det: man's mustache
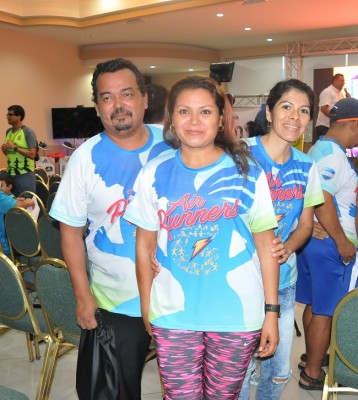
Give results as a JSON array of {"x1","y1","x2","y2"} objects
[{"x1": 111, "y1": 107, "x2": 133, "y2": 119}]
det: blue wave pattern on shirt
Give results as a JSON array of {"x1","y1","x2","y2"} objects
[{"x1": 151, "y1": 153, "x2": 262, "y2": 329}]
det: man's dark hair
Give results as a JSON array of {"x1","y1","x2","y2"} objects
[
  {"x1": 144, "y1": 84, "x2": 168, "y2": 124},
  {"x1": 0, "y1": 172, "x2": 15, "y2": 191},
  {"x1": 332, "y1": 73, "x2": 344, "y2": 84},
  {"x1": 91, "y1": 58, "x2": 147, "y2": 104},
  {"x1": 8, "y1": 105, "x2": 25, "y2": 121}
]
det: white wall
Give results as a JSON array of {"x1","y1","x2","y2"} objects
[
  {"x1": 227, "y1": 56, "x2": 286, "y2": 96},
  {"x1": 228, "y1": 54, "x2": 358, "y2": 96}
]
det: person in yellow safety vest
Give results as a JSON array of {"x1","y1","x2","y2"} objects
[{"x1": 1, "y1": 105, "x2": 38, "y2": 196}]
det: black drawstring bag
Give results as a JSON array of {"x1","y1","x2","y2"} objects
[{"x1": 76, "y1": 308, "x2": 119, "y2": 400}]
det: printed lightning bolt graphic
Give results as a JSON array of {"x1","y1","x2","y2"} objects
[{"x1": 190, "y1": 238, "x2": 212, "y2": 261}]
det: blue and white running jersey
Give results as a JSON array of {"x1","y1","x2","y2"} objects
[
  {"x1": 246, "y1": 136, "x2": 324, "y2": 289},
  {"x1": 124, "y1": 150, "x2": 277, "y2": 332},
  {"x1": 50, "y1": 125, "x2": 171, "y2": 317},
  {"x1": 308, "y1": 137, "x2": 358, "y2": 246}
]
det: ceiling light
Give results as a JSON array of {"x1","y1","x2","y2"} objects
[
  {"x1": 216, "y1": 13, "x2": 224, "y2": 17},
  {"x1": 188, "y1": 68, "x2": 194, "y2": 72},
  {"x1": 267, "y1": 38, "x2": 273, "y2": 42},
  {"x1": 244, "y1": 27, "x2": 251, "y2": 31},
  {"x1": 150, "y1": 65, "x2": 156, "y2": 69}
]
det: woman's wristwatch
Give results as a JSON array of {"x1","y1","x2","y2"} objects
[{"x1": 265, "y1": 304, "x2": 281, "y2": 317}]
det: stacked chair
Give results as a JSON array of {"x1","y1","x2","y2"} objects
[
  {"x1": 322, "y1": 288, "x2": 358, "y2": 399},
  {"x1": 35, "y1": 259, "x2": 80, "y2": 400},
  {"x1": 34, "y1": 167, "x2": 49, "y2": 186},
  {"x1": 0, "y1": 253, "x2": 48, "y2": 363}
]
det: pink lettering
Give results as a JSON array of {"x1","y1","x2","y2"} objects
[
  {"x1": 270, "y1": 184, "x2": 303, "y2": 201},
  {"x1": 159, "y1": 194, "x2": 239, "y2": 240},
  {"x1": 107, "y1": 199, "x2": 129, "y2": 223}
]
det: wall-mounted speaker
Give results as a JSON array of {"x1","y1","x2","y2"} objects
[{"x1": 209, "y1": 62, "x2": 235, "y2": 84}]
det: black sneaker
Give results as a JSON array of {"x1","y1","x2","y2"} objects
[
  {"x1": 62, "y1": 141, "x2": 75, "y2": 150},
  {"x1": 38, "y1": 141, "x2": 48, "y2": 150}
]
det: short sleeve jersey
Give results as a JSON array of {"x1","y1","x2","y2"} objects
[
  {"x1": 308, "y1": 137, "x2": 358, "y2": 246},
  {"x1": 246, "y1": 137, "x2": 324, "y2": 289},
  {"x1": 124, "y1": 151, "x2": 277, "y2": 332},
  {"x1": 49, "y1": 126, "x2": 171, "y2": 317}
]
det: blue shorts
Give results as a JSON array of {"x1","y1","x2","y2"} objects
[{"x1": 296, "y1": 237, "x2": 358, "y2": 317}]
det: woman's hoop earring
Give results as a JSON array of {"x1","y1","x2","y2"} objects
[
  {"x1": 169, "y1": 124, "x2": 175, "y2": 133},
  {"x1": 219, "y1": 124, "x2": 224, "y2": 133}
]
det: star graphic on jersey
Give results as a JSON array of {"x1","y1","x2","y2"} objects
[{"x1": 190, "y1": 237, "x2": 212, "y2": 261}]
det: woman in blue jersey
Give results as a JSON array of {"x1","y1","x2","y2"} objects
[
  {"x1": 238, "y1": 79, "x2": 324, "y2": 400},
  {"x1": 124, "y1": 76, "x2": 280, "y2": 399}
]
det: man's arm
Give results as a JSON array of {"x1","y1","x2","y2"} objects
[
  {"x1": 135, "y1": 227, "x2": 157, "y2": 337},
  {"x1": 320, "y1": 104, "x2": 331, "y2": 118},
  {"x1": 315, "y1": 190, "x2": 356, "y2": 262},
  {"x1": 60, "y1": 222, "x2": 99, "y2": 330},
  {"x1": 4, "y1": 141, "x2": 37, "y2": 160}
]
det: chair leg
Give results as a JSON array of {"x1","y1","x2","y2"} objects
[
  {"x1": 33, "y1": 335, "x2": 41, "y2": 360},
  {"x1": 322, "y1": 374, "x2": 329, "y2": 400},
  {"x1": 36, "y1": 338, "x2": 60, "y2": 400},
  {"x1": 26, "y1": 333, "x2": 35, "y2": 362}
]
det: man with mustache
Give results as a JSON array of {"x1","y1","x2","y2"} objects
[{"x1": 50, "y1": 58, "x2": 170, "y2": 400}]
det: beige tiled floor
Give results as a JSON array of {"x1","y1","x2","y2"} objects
[{"x1": 0, "y1": 303, "x2": 357, "y2": 399}]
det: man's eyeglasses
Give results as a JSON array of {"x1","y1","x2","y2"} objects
[{"x1": 6, "y1": 113, "x2": 16, "y2": 116}]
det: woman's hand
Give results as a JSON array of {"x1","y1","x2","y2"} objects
[
  {"x1": 258, "y1": 313, "x2": 279, "y2": 358},
  {"x1": 271, "y1": 236, "x2": 292, "y2": 264},
  {"x1": 150, "y1": 252, "x2": 160, "y2": 277}
]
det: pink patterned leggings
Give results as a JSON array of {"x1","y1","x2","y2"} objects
[{"x1": 151, "y1": 326, "x2": 261, "y2": 400}]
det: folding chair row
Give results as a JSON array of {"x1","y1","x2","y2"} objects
[{"x1": 0, "y1": 254, "x2": 80, "y2": 400}]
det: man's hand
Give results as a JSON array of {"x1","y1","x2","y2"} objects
[
  {"x1": 336, "y1": 239, "x2": 356, "y2": 265},
  {"x1": 76, "y1": 294, "x2": 99, "y2": 330},
  {"x1": 312, "y1": 221, "x2": 329, "y2": 240},
  {"x1": 2, "y1": 141, "x2": 15, "y2": 152}
]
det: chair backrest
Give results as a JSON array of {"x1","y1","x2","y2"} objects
[
  {"x1": 48, "y1": 174, "x2": 61, "y2": 186},
  {"x1": 48, "y1": 181, "x2": 60, "y2": 195},
  {"x1": 36, "y1": 179, "x2": 49, "y2": 207},
  {"x1": 0, "y1": 253, "x2": 45, "y2": 336},
  {"x1": 46, "y1": 192, "x2": 56, "y2": 212},
  {"x1": 34, "y1": 167, "x2": 49, "y2": 185},
  {"x1": 0, "y1": 384, "x2": 29, "y2": 400},
  {"x1": 37, "y1": 214, "x2": 63, "y2": 260},
  {"x1": 328, "y1": 288, "x2": 358, "y2": 389},
  {"x1": 4, "y1": 207, "x2": 40, "y2": 259},
  {"x1": 35, "y1": 259, "x2": 81, "y2": 347},
  {"x1": 19, "y1": 191, "x2": 46, "y2": 219},
  {"x1": 35, "y1": 173, "x2": 45, "y2": 184}
]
